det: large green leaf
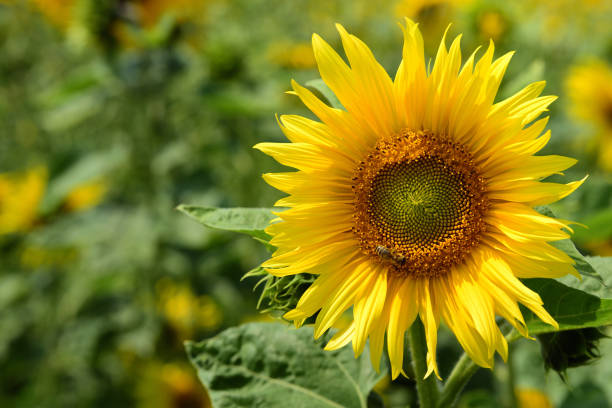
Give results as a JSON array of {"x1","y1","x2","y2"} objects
[
  {"x1": 177, "y1": 206, "x2": 277, "y2": 241},
  {"x1": 523, "y1": 278, "x2": 612, "y2": 335},
  {"x1": 186, "y1": 322, "x2": 386, "y2": 408},
  {"x1": 536, "y1": 205, "x2": 603, "y2": 283},
  {"x1": 557, "y1": 256, "x2": 612, "y2": 298},
  {"x1": 550, "y1": 238, "x2": 602, "y2": 283}
]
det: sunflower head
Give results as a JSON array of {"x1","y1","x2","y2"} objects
[{"x1": 256, "y1": 19, "x2": 584, "y2": 380}]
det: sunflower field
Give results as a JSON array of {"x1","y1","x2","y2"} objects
[{"x1": 1, "y1": 1, "x2": 611, "y2": 407}]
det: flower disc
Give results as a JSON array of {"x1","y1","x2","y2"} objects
[{"x1": 352, "y1": 130, "x2": 488, "y2": 277}]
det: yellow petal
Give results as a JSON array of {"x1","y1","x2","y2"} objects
[
  {"x1": 387, "y1": 278, "x2": 418, "y2": 379},
  {"x1": 352, "y1": 267, "x2": 388, "y2": 356}
]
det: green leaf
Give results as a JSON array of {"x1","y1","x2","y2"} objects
[
  {"x1": 40, "y1": 147, "x2": 127, "y2": 214},
  {"x1": 558, "y1": 256, "x2": 612, "y2": 298},
  {"x1": 573, "y1": 208, "x2": 612, "y2": 243},
  {"x1": 305, "y1": 79, "x2": 343, "y2": 109},
  {"x1": 550, "y1": 239, "x2": 603, "y2": 283},
  {"x1": 186, "y1": 322, "x2": 386, "y2": 408},
  {"x1": 177, "y1": 206, "x2": 277, "y2": 241},
  {"x1": 522, "y1": 279, "x2": 612, "y2": 335},
  {"x1": 536, "y1": 205, "x2": 603, "y2": 283}
]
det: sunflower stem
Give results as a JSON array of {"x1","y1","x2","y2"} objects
[
  {"x1": 437, "y1": 327, "x2": 521, "y2": 407},
  {"x1": 506, "y1": 343, "x2": 519, "y2": 408},
  {"x1": 408, "y1": 319, "x2": 439, "y2": 408},
  {"x1": 437, "y1": 352, "x2": 479, "y2": 408}
]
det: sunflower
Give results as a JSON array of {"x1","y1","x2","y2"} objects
[
  {"x1": 255, "y1": 19, "x2": 585, "y2": 379},
  {"x1": 565, "y1": 59, "x2": 612, "y2": 172},
  {"x1": 0, "y1": 167, "x2": 46, "y2": 235}
]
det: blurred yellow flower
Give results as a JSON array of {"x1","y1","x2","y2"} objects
[
  {"x1": 135, "y1": 0, "x2": 208, "y2": 28},
  {"x1": 63, "y1": 180, "x2": 108, "y2": 212},
  {"x1": 527, "y1": 0, "x2": 611, "y2": 42},
  {"x1": 31, "y1": 0, "x2": 75, "y2": 30},
  {"x1": 393, "y1": 0, "x2": 473, "y2": 50},
  {"x1": 268, "y1": 42, "x2": 317, "y2": 70},
  {"x1": 394, "y1": 0, "x2": 475, "y2": 18},
  {"x1": 566, "y1": 59, "x2": 612, "y2": 171},
  {"x1": 478, "y1": 10, "x2": 507, "y2": 42},
  {"x1": 0, "y1": 167, "x2": 46, "y2": 234},
  {"x1": 136, "y1": 361, "x2": 211, "y2": 408},
  {"x1": 20, "y1": 246, "x2": 78, "y2": 268},
  {"x1": 156, "y1": 278, "x2": 223, "y2": 339},
  {"x1": 515, "y1": 388, "x2": 553, "y2": 408}
]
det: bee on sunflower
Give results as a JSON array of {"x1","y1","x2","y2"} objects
[{"x1": 255, "y1": 18, "x2": 585, "y2": 380}]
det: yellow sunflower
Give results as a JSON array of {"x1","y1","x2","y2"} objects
[
  {"x1": 255, "y1": 19, "x2": 585, "y2": 379},
  {"x1": 565, "y1": 59, "x2": 612, "y2": 171}
]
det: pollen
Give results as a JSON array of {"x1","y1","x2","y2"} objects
[{"x1": 352, "y1": 129, "x2": 489, "y2": 277}]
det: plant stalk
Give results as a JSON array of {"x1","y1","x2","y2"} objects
[
  {"x1": 408, "y1": 319, "x2": 439, "y2": 408},
  {"x1": 437, "y1": 327, "x2": 521, "y2": 408},
  {"x1": 436, "y1": 352, "x2": 479, "y2": 408}
]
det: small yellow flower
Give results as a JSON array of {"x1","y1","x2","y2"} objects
[
  {"x1": 31, "y1": 0, "x2": 75, "y2": 30},
  {"x1": 394, "y1": 0, "x2": 464, "y2": 18},
  {"x1": 156, "y1": 278, "x2": 223, "y2": 339},
  {"x1": 516, "y1": 388, "x2": 553, "y2": 408},
  {"x1": 0, "y1": 167, "x2": 46, "y2": 234},
  {"x1": 478, "y1": 10, "x2": 507, "y2": 42},
  {"x1": 135, "y1": 0, "x2": 208, "y2": 28},
  {"x1": 136, "y1": 362, "x2": 211, "y2": 408},
  {"x1": 257, "y1": 19, "x2": 584, "y2": 379},
  {"x1": 20, "y1": 246, "x2": 78, "y2": 268},
  {"x1": 63, "y1": 180, "x2": 108, "y2": 212},
  {"x1": 268, "y1": 42, "x2": 317, "y2": 70},
  {"x1": 566, "y1": 59, "x2": 612, "y2": 171}
]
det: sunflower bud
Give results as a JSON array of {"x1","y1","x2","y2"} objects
[{"x1": 537, "y1": 328, "x2": 607, "y2": 381}]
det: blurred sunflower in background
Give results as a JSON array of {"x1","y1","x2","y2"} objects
[
  {"x1": 257, "y1": 19, "x2": 584, "y2": 379},
  {"x1": 394, "y1": 0, "x2": 471, "y2": 48},
  {"x1": 156, "y1": 278, "x2": 223, "y2": 341},
  {"x1": 565, "y1": 59, "x2": 612, "y2": 172},
  {"x1": 30, "y1": 0, "x2": 209, "y2": 50},
  {"x1": 515, "y1": 387, "x2": 553, "y2": 408},
  {"x1": 0, "y1": 167, "x2": 46, "y2": 234},
  {"x1": 136, "y1": 362, "x2": 211, "y2": 408}
]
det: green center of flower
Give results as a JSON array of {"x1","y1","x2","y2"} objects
[
  {"x1": 352, "y1": 130, "x2": 488, "y2": 277},
  {"x1": 369, "y1": 157, "x2": 473, "y2": 249}
]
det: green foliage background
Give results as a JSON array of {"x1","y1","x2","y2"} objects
[{"x1": 0, "y1": 0, "x2": 611, "y2": 407}]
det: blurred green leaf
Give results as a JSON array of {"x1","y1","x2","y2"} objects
[
  {"x1": 186, "y1": 322, "x2": 386, "y2": 408},
  {"x1": 177, "y1": 205, "x2": 277, "y2": 241},
  {"x1": 573, "y1": 208, "x2": 612, "y2": 243},
  {"x1": 305, "y1": 79, "x2": 343, "y2": 109},
  {"x1": 523, "y1": 276, "x2": 612, "y2": 335},
  {"x1": 40, "y1": 147, "x2": 127, "y2": 214},
  {"x1": 500, "y1": 59, "x2": 545, "y2": 99}
]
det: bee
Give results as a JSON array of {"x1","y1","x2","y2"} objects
[{"x1": 375, "y1": 245, "x2": 406, "y2": 266}]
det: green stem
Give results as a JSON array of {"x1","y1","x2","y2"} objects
[
  {"x1": 506, "y1": 343, "x2": 519, "y2": 408},
  {"x1": 408, "y1": 319, "x2": 439, "y2": 408},
  {"x1": 436, "y1": 352, "x2": 479, "y2": 408},
  {"x1": 437, "y1": 327, "x2": 521, "y2": 408}
]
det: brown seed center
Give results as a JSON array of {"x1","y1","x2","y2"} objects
[{"x1": 352, "y1": 129, "x2": 488, "y2": 277}]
